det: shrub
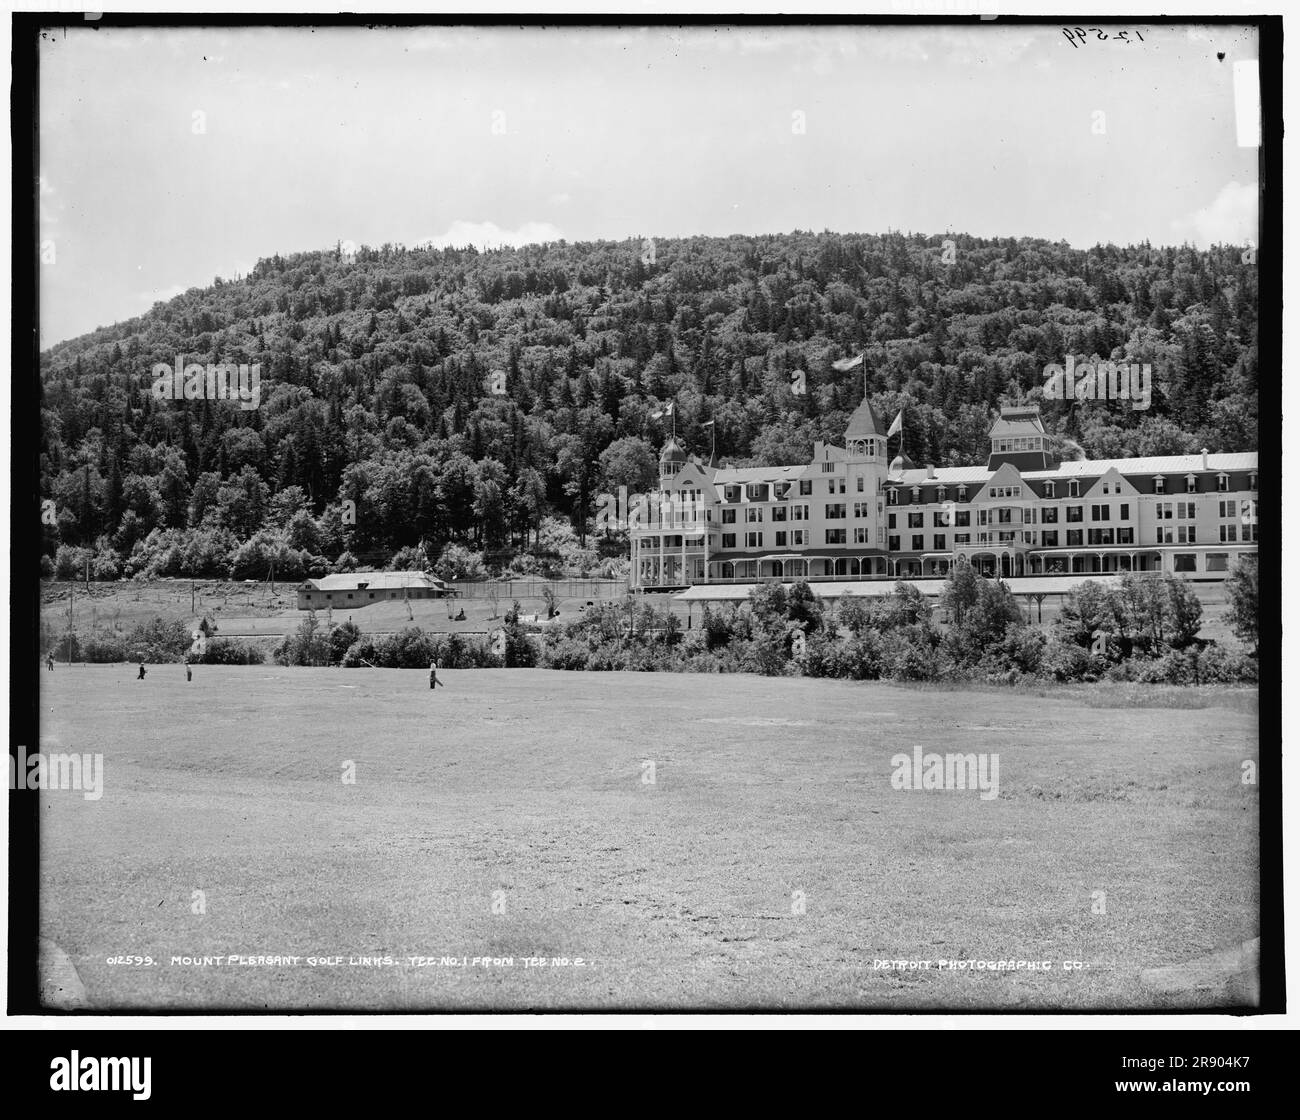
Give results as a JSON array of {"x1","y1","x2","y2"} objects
[
  {"x1": 195, "y1": 638, "x2": 266, "y2": 665},
  {"x1": 1195, "y1": 642, "x2": 1259, "y2": 684},
  {"x1": 125, "y1": 616, "x2": 192, "y2": 662},
  {"x1": 274, "y1": 613, "x2": 334, "y2": 666},
  {"x1": 880, "y1": 628, "x2": 939, "y2": 681},
  {"x1": 53, "y1": 545, "x2": 93, "y2": 581},
  {"x1": 372, "y1": 627, "x2": 437, "y2": 668},
  {"x1": 81, "y1": 634, "x2": 129, "y2": 663},
  {"x1": 328, "y1": 622, "x2": 362, "y2": 665},
  {"x1": 1040, "y1": 639, "x2": 1094, "y2": 682}
]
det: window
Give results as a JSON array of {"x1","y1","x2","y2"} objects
[
  {"x1": 1220, "y1": 524, "x2": 1238, "y2": 543},
  {"x1": 937, "y1": 485, "x2": 947, "y2": 501},
  {"x1": 958, "y1": 486, "x2": 968, "y2": 501},
  {"x1": 1250, "y1": 472, "x2": 1257, "y2": 490},
  {"x1": 799, "y1": 480, "x2": 812, "y2": 495},
  {"x1": 853, "y1": 502, "x2": 870, "y2": 518},
  {"x1": 956, "y1": 510, "x2": 970, "y2": 527},
  {"x1": 1091, "y1": 505, "x2": 1110, "y2": 521},
  {"x1": 821, "y1": 462, "x2": 835, "y2": 473},
  {"x1": 1088, "y1": 528, "x2": 1115, "y2": 545},
  {"x1": 1156, "y1": 502, "x2": 1173, "y2": 520},
  {"x1": 1068, "y1": 480, "x2": 1080, "y2": 497},
  {"x1": 771, "y1": 506, "x2": 787, "y2": 522},
  {"x1": 1066, "y1": 529, "x2": 1083, "y2": 547},
  {"x1": 1041, "y1": 530, "x2": 1058, "y2": 547},
  {"x1": 911, "y1": 487, "x2": 921, "y2": 502},
  {"x1": 933, "y1": 510, "x2": 949, "y2": 527},
  {"x1": 722, "y1": 508, "x2": 736, "y2": 524},
  {"x1": 1219, "y1": 500, "x2": 1237, "y2": 519},
  {"x1": 724, "y1": 485, "x2": 741, "y2": 503},
  {"x1": 908, "y1": 512, "x2": 924, "y2": 529},
  {"x1": 1206, "y1": 553, "x2": 1229, "y2": 572},
  {"x1": 1119, "y1": 503, "x2": 1129, "y2": 520},
  {"x1": 955, "y1": 533, "x2": 971, "y2": 545},
  {"x1": 854, "y1": 527, "x2": 870, "y2": 544},
  {"x1": 1066, "y1": 506, "x2": 1083, "y2": 522},
  {"x1": 888, "y1": 535, "x2": 900, "y2": 551},
  {"x1": 826, "y1": 503, "x2": 846, "y2": 519},
  {"x1": 745, "y1": 532, "x2": 762, "y2": 548},
  {"x1": 745, "y1": 507, "x2": 763, "y2": 523},
  {"x1": 1217, "y1": 474, "x2": 1229, "y2": 492},
  {"x1": 722, "y1": 533, "x2": 736, "y2": 548},
  {"x1": 1154, "y1": 476, "x2": 1165, "y2": 494},
  {"x1": 933, "y1": 533, "x2": 946, "y2": 550},
  {"x1": 1176, "y1": 501, "x2": 1196, "y2": 520},
  {"x1": 1117, "y1": 527, "x2": 1133, "y2": 545},
  {"x1": 912, "y1": 534, "x2": 924, "y2": 550},
  {"x1": 887, "y1": 489, "x2": 898, "y2": 505},
  {"x1": 825, "y1": 528, "x2": 846, "y2": 544},
  {"x1": 1101, "y1": 481, "x2": 1110, "y2": 495},
  {"x1": 856, "y1": 476, "x2": 864, "y2": 492},
  {"x1": 791, "y1": 530, "x2": 808, "y2": 546},
  {"x1": 888, "y1": 513, "x2": 897, "y2": 529},
  {"x1": 1174, "y1": 554, "x2": 1197, "y2": 573},
  {"x1": 774, "y1": 531, "x2": 787, "y2": 547},
  {"x1": 1041, "y1": 507, "x2": 1058, "y2": 524},
  {"x1": 1177, "y1": 526, "x2": 1196, "y2": 544},
  {"x1": 827, "y1": 481, "x2": 835, "y2": 494},
  {"x1": 746, "y1": 483, "x2": 767, "y2": 501}
]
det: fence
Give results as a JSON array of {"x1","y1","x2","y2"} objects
[{"x1": 450, "y1": 578, "x2": 628, "y2": 601}]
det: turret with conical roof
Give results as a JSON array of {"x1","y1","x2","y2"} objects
[{"x1": 659, "y1": 436, "x2": 687, "y2": 483}]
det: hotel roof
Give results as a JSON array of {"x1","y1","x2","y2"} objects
[
  {"x1": 303, "y1": 570, "x2": 447, "y2": 591},
  {"x1": 886, "y1": 452, "x2": 1257, "y2": 487}
]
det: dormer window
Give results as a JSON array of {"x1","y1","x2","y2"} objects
[
  {"x1": 1249, "y1": 472, "x2": 1257, "y2": 490},
  {"x1": 958, "y1": 486, "x2": 967, "y2": 501},
  {"x1": 1044, "y1": 481, "x2": 1055, "y2": 498},
  {"x1": 887, "y1": 488, "x2": 898, "y2": 506},
  {"x1": 911, "y1": 486, "x2": 921, "y2": 502},
  {"x1": 1217, "y1": 473, "x2": 1229, "y2": 491},
  {"x1": 1186, "y1": 475, "x2": 1198, "y2": 493},
  {"x1": 1154, "y1": 476, "x2": 1165, "y2": 494},
  {"x1": 1068, "y1": 480, "x2": 1080, "y2": 497},
  {"x1": 937, "y1": 485, "x2": 947, "y2": 501}
]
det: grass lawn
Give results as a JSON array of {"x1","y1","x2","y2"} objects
[{"x1": 35, "y1": 667, "x2": 1258, "y2": 1011}]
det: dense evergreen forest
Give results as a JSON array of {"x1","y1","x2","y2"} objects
[{"x1": 38, "y1": 230, "x2": 1258, "y2": 581}]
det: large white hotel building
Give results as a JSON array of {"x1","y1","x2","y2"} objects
[{"x1": 628, "y1": 401, "x2": 1257, "y2": 591}]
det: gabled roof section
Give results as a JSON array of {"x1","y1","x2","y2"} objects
[
  {"x1": 988, "y1": 406, "x2": 1046, "y2": 439},
  {"x1": 305, "y1": 571, "x2": 446, "y2": 592},
  {"x1": 845, "y1": 399, "x2": 885, "y2": 439}
]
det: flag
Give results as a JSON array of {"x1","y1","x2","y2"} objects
[
  {"x1": 701, "y1": 419, "x2": 715, "y2": 427},
  {"x1": 887, "y1": 409, "x2": 903, "y2": 437},
  {"x1": 832, "y1": 353, "x2": 864, "y2": 372},
  {"x1": 652, "y1": 402, "x2": 675, "y2": 419}
]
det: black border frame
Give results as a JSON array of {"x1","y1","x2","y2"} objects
[{"x1": 9, "y1": 10, "x2": 1284, "y2": 1018}]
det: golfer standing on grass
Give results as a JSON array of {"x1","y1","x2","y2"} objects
[{"x1": 429, "y1": 660, "x2": 443, "y2": 690}]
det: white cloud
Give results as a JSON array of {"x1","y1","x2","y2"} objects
[
  {"x1": 1174, "y1": 181, "x2": 1258, "y2": 247},
  {"x1": 412, "y1": 220, "x2": 563, "y2": 251}
]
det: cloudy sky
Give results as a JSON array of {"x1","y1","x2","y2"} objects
[{"x1": 39, "y1": 22, "x2": 1260, "y2": 345}]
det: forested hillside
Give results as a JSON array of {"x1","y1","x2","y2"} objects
[{"x1": 38, "y1": 231, "x2": 1258, "y2": 581}]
